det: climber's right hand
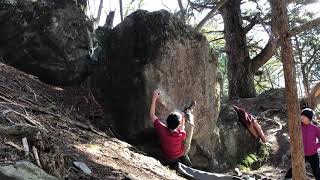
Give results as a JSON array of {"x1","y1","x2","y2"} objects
[{"x1": 152, "y1": 89, "x2": 161, "y2": 101}]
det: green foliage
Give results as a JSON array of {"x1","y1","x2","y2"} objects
[
  {"x1": 291, "y1": 8, "x2": 320, "y2": 96},
  {"x1": 201, "y1": 26, "x2": 229, "y2": 97},
  {"x1": 240, "y1": 143, "x2": 271, "y2": 171},
  {"x1": 79, "y1": 4, "x2": 85, "y2": 12},
  {"x1": 242, "y1": 154, "x2": 258, "y2": 168},
  {"x1": 254, "y1": 57, "x2": 283, "y2": 94}
]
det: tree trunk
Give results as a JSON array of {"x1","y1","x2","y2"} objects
[
  {"x1": 220, "y1": 0, "x2": 256, "y2": 98},
  {"x1": 270, "y1": 0, "x2": 307, "y2": 179},
  {"x1": 94, "y1": 0, "x2": 104, "y2": 28},
  {"x1": 301, "y1": 68, "x2": 310, "y2": 97},
  {"x1": 119, "y1": 0, "x2": 123, "y2": 21},
  {"x1": 104, "y1": 11, "x2": 115, "y2": 29}
]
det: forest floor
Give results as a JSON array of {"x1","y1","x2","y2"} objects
[{"x1": 0, "y1": 63, "x2": 316, "y2": 180}]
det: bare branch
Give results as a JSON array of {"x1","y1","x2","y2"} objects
[
  {"x1": 251, "y1": 38, "x2": 277, "y2": 72},
  {"x1": 202, "y1": 30, "x2": 224, "y2": 34},
  {"x1": 306, "y1": 47, "x2": 318, "y2": 64},
  {"x1": 177, "y1": 0, "x2": 184, "y2": 12},
  {"x1": 195, "y1": 0, "x2": 229, "y2": 31},
  {"x1": 289, "y1": 17, "x2": 320, "y2": 37},
  {"x1": 104, "y1": 11, "x2": 115, "y2": 28},
  {"x1": 307, "y1": 55, "x2": 318, "y2": 73},
  {"x1": 188, "y1": 0, "x2": 214, "y2": 9},
  {"x1": 94, "y1": 0, "x2": 104, "y2": 26},
  {"x1": 209, "y1": 37, "x2": 224, "y2": 42},
  {"x1": 244, "y1": 14, "x2": 259, "y2": 33},
  {"x1": 119, "y1": 0, "x2": 123, "y2": 21},
  {"x1": 177, "y1": 0, "x2": 186, "y2": 21}
]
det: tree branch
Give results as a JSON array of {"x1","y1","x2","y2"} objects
[
  {"x1": 104, "y1": 11, "x2": 115, "y2": 28},
  {"x1": 95, "y1": 0, "x2": 104, "y2": 26},
  {"x1": 177, "y1": 0, "x2": 186, "y2": 21},
  {"x1": 209, "y1": 37, "x2": 224, "y2": 42},
  {"x1": 244, "y1": 14, "x2": 259, "y2": 33},
  {"x1": 202, "y1": 30, "x2": 224, "y2": 34},
  {"x1": 307, "y1": 55, "x2": 318, "y2": 73},
  {"x1": 177, "y1": 0, "x2": 184, "y2": 12},
  {"x1": 306, "y1": 46, "x2": 318, "y2": 64},
  {"x1": 188, "y1": 0, "x2": 214, "y2": 9},
  {"x1": 289, "y1": 17, "x2": 320, "y2": 37},
  {"x1": 195, "y1": 0, "x2": 229, "y2": 31},
  {"x1": 251, "y1": 38, "x2": 277, "y2": 72},
  {"x1": 119, "y1": 0, "x2": 123, "y2": 21}
]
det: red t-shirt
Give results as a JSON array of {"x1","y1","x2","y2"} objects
[{"x1": 153, "y1": 119, "x2": 186, "y2": 160}]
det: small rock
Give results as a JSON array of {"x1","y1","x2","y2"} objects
[
  {"x1": 73, "y1": 161, "x2": 92, "y2": 175},
  {"x1": 241, "y1": 175, "x2": 256, "y2": 180},
  {"x1": 234, "y1": 168, "x2": 242, "y2": 176},
  {"x1": 0, "y1": 161, "x2": 58, "y2": 180},
  {"x1": 253, "y1": 174, "x2": 261, "y2": 178}
]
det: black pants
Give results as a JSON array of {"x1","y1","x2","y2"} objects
[
  {"x1": 166, "y1": 155, "x2": 192, "y2": 169},
  {"x1": 285, "y1": 153, "x2": 320, "y2": 180}
]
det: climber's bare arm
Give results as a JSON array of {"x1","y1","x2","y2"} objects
[
  {"x1": 178, "y1": 116, "x2": 186, "y2": 130},
  {"x1": 150, "y1": 89, "x2": 161, "y2": 124}
]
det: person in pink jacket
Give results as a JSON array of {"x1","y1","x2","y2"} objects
[{"x1": 285, "y1": 108, "x2": 320, "y2": 180}]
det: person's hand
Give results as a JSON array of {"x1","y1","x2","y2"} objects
[{"x1": 153, "y1": 89, "x2": 161, "y2": 101}]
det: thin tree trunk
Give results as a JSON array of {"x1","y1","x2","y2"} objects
[
  {"x1": 220, "y1": 0, "x2": 256, "y2": 98},
  {"x1": 104, "y1": 11, "x2": 115, "y2": 29},
  {"x1": 270, "y1": 0, "x2": 307, "y2": 179},
  {"x1": 177, "y1": 0, "x2": 185, "y2": 22},
  {"x1": 309, "y1": 82, "x2": 320, "y2": 109},
  {"x1": 94, "y1": 0, "x2": 104, "y2": 27},
  {"x1": 301, "y1": 68, "x2": 310, "y2": 97},
  {"x1": 294, "y1": 37, "x2": 308, "y2": 97},
  {"x1": 119, "y1": 0, "x2": 123, "y2": 21}
]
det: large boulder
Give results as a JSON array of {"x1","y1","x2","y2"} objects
[
  {"x1": 90, "y1": 10, "x2": 222, "y2": 170},
  {"x1": 0, "y1": 0, "x2": 91, "y2": 85}
]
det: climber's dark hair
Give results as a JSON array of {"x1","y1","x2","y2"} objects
[{"x1": 166, "y1": 112, "x2": 181, "y2": 130}]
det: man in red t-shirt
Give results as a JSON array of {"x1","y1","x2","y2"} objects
[{"x1": 149, "y1": 89, "x2": 194, "y2": 167}]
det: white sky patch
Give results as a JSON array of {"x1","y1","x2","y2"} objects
[{"x1": 86, "y1": 0, "x2": 320, "y2": 31}]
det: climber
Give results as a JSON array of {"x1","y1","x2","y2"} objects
[
  {"x1": 233, "y1": 105, "x2": 267, "y2": 143},
  {"x1": 149, "y1": 89, "x2": 196, "y2": 168},
  {"x1": 285, "y1": 108, "x2": 320, "y2": 180}
]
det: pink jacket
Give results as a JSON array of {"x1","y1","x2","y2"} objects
[{"x1": 302, "y1": 123, "x2": 320, "y2": 156}]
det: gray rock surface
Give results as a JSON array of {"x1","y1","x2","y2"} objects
[
  {"x1": 0, "y1": 161, "x2": 58, "y2": 180},
  {"x1": 73, "y1": 161, "x2": 92, "y2": 176}
]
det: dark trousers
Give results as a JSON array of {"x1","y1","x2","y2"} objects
[
  {"x1": 166, "y1": 155, "x2": 192, "y2": 169},
  {"x1": 285, "y1": 153, "x2": 320, "y2": 180}
]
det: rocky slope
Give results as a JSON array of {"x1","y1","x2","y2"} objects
[{"x1": 0, "y1": 63, "x2": 184, "y2": 180}]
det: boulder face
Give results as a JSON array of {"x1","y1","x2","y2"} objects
[
  {"x1": 91, "y1": 10, "x2": 222, "y2": 170},
  {"x1": 0, "y1": 0, "x2": 91, "y2": 85}
]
